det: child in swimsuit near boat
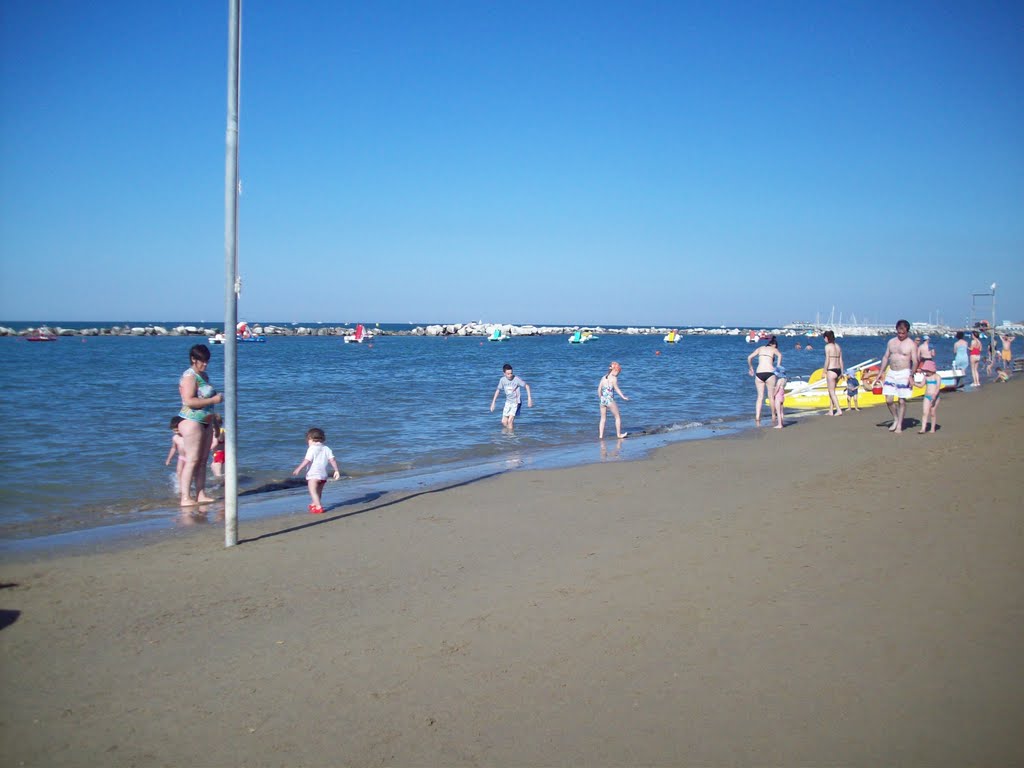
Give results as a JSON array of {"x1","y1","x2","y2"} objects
[
  {"x1": 165, "y1": 416, "x2": 187, "y2": 493},
  {"x1": 292, "y1": 427, "x2": 341, "y2": 514},
  {"x1": 845, "y1": 374, "x2": 860, "y2": 411},
  {"x1": 772, "y1": 366, "x2": 787, "y2": 428},
  {"x1": 918, "y1": 360, "x2": 941, "y2": 434}
]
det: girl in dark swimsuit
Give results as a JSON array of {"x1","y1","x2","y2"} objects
[
  {"x1": 747, "y1": 335, "x2": 782, "y2": 425},
  {"x1": 823, "y1": 330, "x2": 845, "y2": 415}
]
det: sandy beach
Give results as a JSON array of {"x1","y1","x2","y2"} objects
[{"x1": 2, "y1": 380, "x2": 1022, "y2": 766}]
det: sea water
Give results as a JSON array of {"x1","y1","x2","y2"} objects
[{"x1": 0, "y1": 325, "x2": 960, "y2": 540}]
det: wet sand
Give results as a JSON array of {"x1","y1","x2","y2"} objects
[{"x1": 1, "y1": 380, "x2": 1022, "y2": 766}]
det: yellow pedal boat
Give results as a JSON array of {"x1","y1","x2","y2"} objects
[{"x1": 778, "y1": 362, "x2": 926, "y2": 410}]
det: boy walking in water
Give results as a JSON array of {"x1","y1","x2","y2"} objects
[
  {"x1": 292, "y1": 427, "x2": 341, "y2": 514},
  {"x1": 490, "y1": 363, "x2": 533, "y2": 429},
  {"x1": 878, "y1": 319, "x2": 919, "y2": 433}
]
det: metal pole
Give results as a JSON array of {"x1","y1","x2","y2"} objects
[
  {"x1": 223, "y1": 0, "x2": 241, "y2": 546},
  {"x1": 992, "y1": 284, "x2": 997, "y2": 335}
]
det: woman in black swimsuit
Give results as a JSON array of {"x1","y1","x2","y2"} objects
[
  {"x1": 747, "y1": 335, "x2": 782, "y2": 425},
  {"x1": 823, "y1": 330, "x2": 845, "y2": 415}
]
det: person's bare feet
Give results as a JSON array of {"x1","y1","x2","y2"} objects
[
  {"x1": 180, "y1": 496, "x2": 197, "y2": 506},
  {"x1": 196, "y1": 493, "x2": 215, "y2": 503}
]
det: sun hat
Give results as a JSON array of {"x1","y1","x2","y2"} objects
[
  {"x1": 923, "y1": 334, "x2": 930, "y2": 340},
  {"x1": 920, "y1": 360, "x2": 937, "y2": 373},
  {"x1": 774, "y1": 365, "x2": 786, "y2": 376}
]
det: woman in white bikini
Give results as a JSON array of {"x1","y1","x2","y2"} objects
[{"x1": 746, "y1": 335, "x2": 781, "y2": 425}]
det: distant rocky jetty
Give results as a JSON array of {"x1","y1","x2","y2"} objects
[{"x1": 0, "y1": 322, "x2": 914, "y2": 339}]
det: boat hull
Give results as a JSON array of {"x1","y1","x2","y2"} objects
[
  {"x1": 781, "y1": 362, "x2": 933, "y2": 409},
  {"x1": 783, "y1": 385, "x2": 925, "y2": 410}
]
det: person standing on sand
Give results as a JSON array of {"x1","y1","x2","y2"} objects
[
  {"x1": 918, "y1": 360, "x2": 941, "y2": 434},
  {"x1": 292, "y1": 427, "x2": 341, "y2": 514},
  {"x1": 747, "y1": 335, "x2": 782, "y2": 425},
  {"x1": 968, "y1": 330, "x2": 983, "y2": 387},
  {"x1": 878, "y1": 319, "x2": 919, "y2": 433},
  {"x1": 998, "y1": 334, "x2": 1014, "y2": 376},
  {"x1": 177, "y1": 344, "x2": 223, "y2": 505},
  {"x1": 822, "y1": 330, "x2": 845, "y2": 416},
  {"x1": 772, "y1": 365, "x2": 787, "y2": 428},
  {"x1": 917, "y1": 334, "x2": 935, "y2": 366},
  {"x1": 845, "y1": 372, "x2": 861, "y2": 411},
  {"x1": 598, "y1": 361, "x2": 629, "y2": 439},
  {"x1": 952, "y1": 330, "x2": 969, "y2": 373}
]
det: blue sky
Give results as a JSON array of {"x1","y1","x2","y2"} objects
[{"x1": 1, "y1": 1, "x2": 1021, "y2": 327}]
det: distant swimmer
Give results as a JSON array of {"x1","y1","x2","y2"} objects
[
  {"x1": 490, "y1": 363, "x2": 533, "y2": 430},
  {"x1": 747, "y1": 335, "x2": 781, "y2": 426},
  {"x1": 878, "y1": 319, "x2": 919, "y2": 433},
  {"x1": 598, "y1": 361, "x2": 629, "y2": 439}
]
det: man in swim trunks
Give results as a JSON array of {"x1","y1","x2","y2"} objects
[
  {"x1": 490, "y1": 363, "x2": 533, "y2": 429},
  {"x1": 999, "y1": 334, "x2": 1015, "y2": 376},
  {"x1": 877, "y1": 319, "x2": 919, "y2": 434}
]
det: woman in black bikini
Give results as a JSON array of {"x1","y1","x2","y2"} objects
[
  {"x1": 747, "y1": 335, "x2": 782, "y2": 425},
  {"x1": 823, "y1": 330, "x2": 845, "y2": 415}
]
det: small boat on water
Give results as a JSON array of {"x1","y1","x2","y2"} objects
[
  {"x1": 208, "y1": 333, "x2": 267, "y2": 343},
  {"x1": 26, "y1": 333, "x2": 57, "y2": 342},
  {"x1": 344, "y1": 324, "x2": 371, "y2": 343},
  {"x1": 487, "y1": 327, "x2": 510, "y2": 342},
  {"x1": 663, "y1": 330, "x2": 681, "y2": 343},
  {"x1": 209, "y1": 320, "x2": 267, "y2": 344},
  {"x1": 568, "y1": 330, "x2": 596, "y2": 343}
]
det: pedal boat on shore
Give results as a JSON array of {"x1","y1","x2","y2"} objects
[{"x1": 778, "y1": 359, "x2": 929, "y2": 410}]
